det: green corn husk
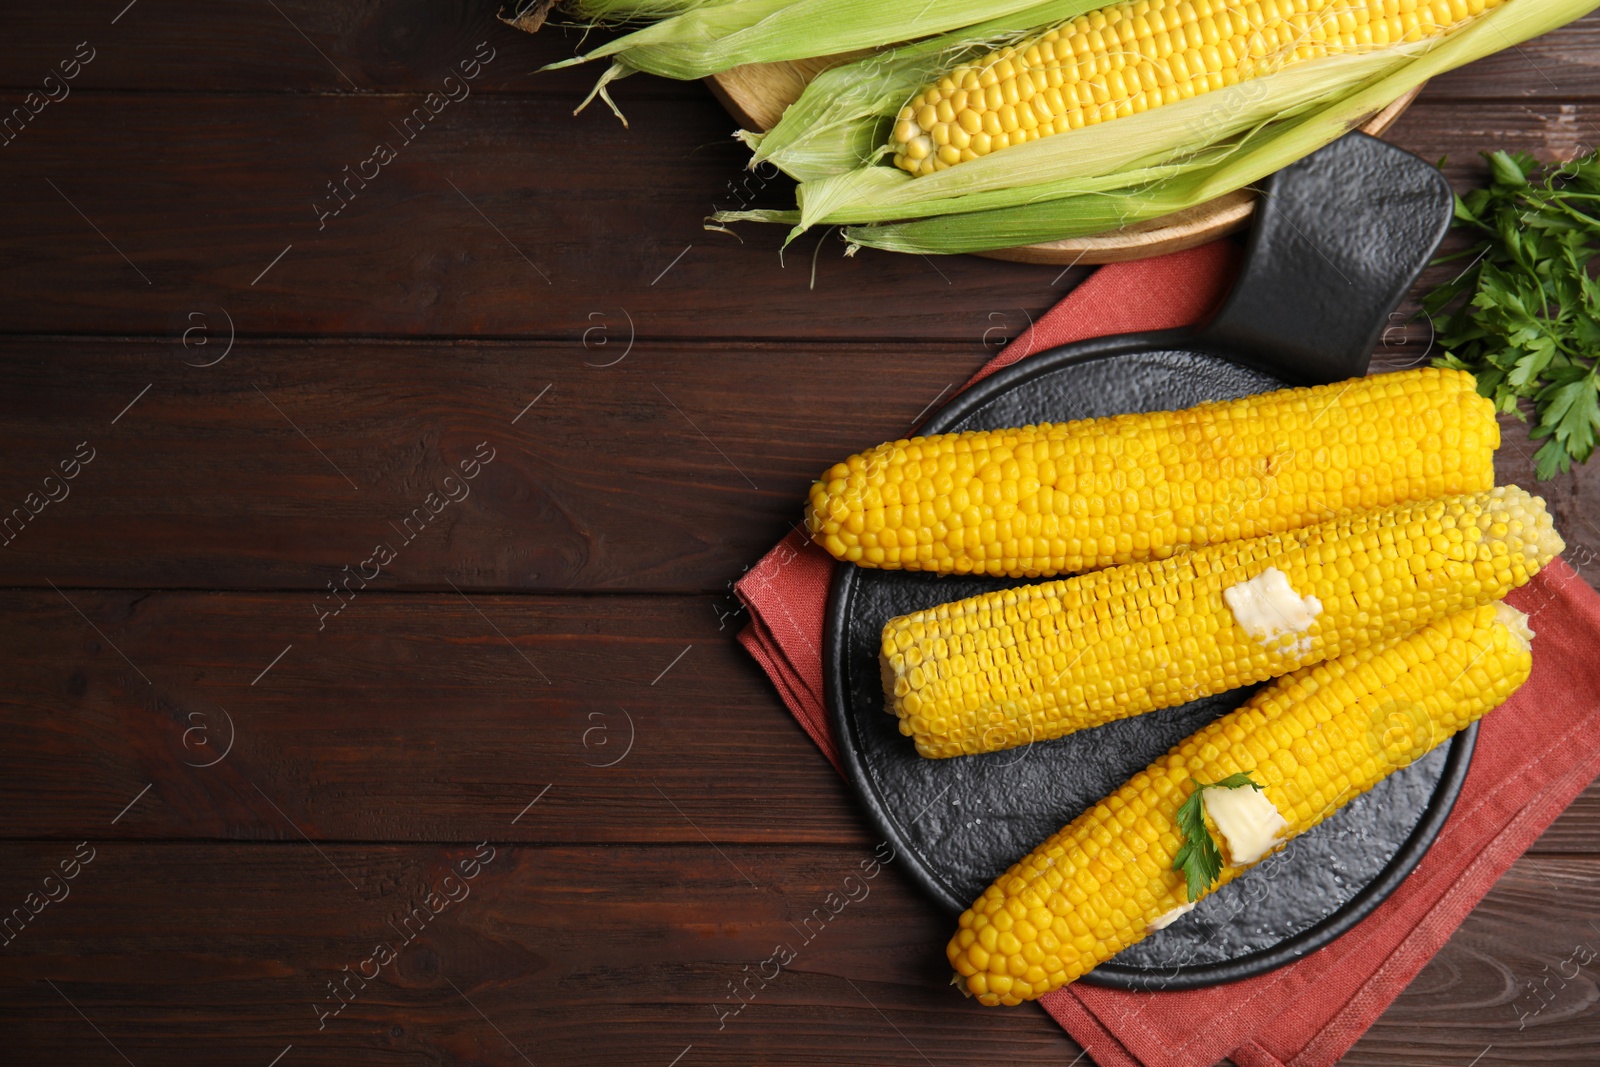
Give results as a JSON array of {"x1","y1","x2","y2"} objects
[
  {"x1": 500, "y1": 0, "x2": 724, "y2": 33},
  {"x1": 542, "y1": 0, "x2": 1067, "y2": 83},
  {"x1": 811, "y1": 47, "x2": 1413, "y2": 231},
  {"x1": 714, "y1": 0, "x2": 1600, "y2": 253},
  {"x1": 742, "y1": 0, "x2": 1100, "y2": 181},
  {"x1": 568, "y1": 0, "x2": 731, "y2": 19}
]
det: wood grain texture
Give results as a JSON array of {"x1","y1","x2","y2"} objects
[
  {"x1": 0, "y1": 842, "x2": 1082, "y2": 1065},
  {"x1": 0, "y1": 96, "x2": 1593, "y2": 340},
  {"x1": 3, "y1": 3, "x2": 1597, "y2": 98},
  {"x1": 0, "y1": 845, "x2": 1594, "y2": 1065},
  {"x1": 0, "y1": 591, "x2": 864, "y2": 843},
  {"x1": 0, "y1": 337, "x2": 982, "y2": 592},
  {"x1": 0, "y1": 91, "x2": 1086, "y2": 341},
  {"x1": 0, "y1": 0, "x2": 673, "y2": 97},
  {"x1": 0, "y1": 340, "x2": 1597, "y2": 596},
  {"x1": 0, "y1": 586, "x2": 1594, "y2": 853}
]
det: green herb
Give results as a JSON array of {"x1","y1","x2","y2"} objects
[
  {"x1": 1171, "y1": 773, "x2": 1262, "y2": 903},
  {"x1": 1424, "y1": 148, "x2": 1600, "y2": 479}
]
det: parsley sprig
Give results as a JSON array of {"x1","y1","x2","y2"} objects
[
  {"x1": 1423, "y1": 149, "x2": 1600, "y2": 480},
  {"x1": 1172, "y1": 773, "x2": 1263, "y2": 903}
]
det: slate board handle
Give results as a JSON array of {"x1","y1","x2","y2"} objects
[{"x1": 1197, "y1": 131, "x2": 1455, "y2": 385}]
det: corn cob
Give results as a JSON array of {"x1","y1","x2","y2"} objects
[
  {"x1": 948, "y1": 601, "x2": 1534, "y2": 1003},
  {"x1": 808, "y1": 368, "x2": 1498, "y2": 578},
  {"x1": 884, "y1": 486, "x2": 1561, "y2": 758},
  {"x1": 891, "y1": 0, "x2": 1502, "y2": 175}
]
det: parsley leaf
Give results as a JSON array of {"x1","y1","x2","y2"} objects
[
  {"x1": 1171, "y1": 773, "x2": 1263, "y2": 903},
  {"x1": 1424, "y1": 149, "x2": 1600, "y2": 478}
]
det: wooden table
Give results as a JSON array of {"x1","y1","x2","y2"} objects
[{"x1": 0, "y1": 3, "x2": 1596, "y2": 1063}]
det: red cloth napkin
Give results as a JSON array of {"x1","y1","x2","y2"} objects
[{"x1": 734, "y1": 241, "x2": 1600, "y2": 1067}]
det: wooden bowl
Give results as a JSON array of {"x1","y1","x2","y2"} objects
[{"x1": 706, "y1": 61, "x2": 1423, "y2": 264}]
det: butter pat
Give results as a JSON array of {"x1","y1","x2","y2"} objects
[
  {"x1": 1224, "y1": 567, "x2": 1322, "y2": 650},
  {"x1": 1494, "y1": 602, "x2": 1535, "y2": 652},
  {"x1": 1147, "y1": 901, "x2": 1196, "y2": 932},
  {"x1": 1203, "y1": 784, "x2": 1288, "y2": 866}
]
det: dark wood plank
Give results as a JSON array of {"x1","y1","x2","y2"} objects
[
  {"x1": 1524, "y1": 781, "x2": 1600, "y2": 856},
  {"x1": 2, "y1": 587, "x2": 1596, "y2": 852},
  {"x1": 0, "y1": 91, "x2": 1086, "y2": 341},
  {"x1": 0, "y1": 591, "x2": 871, "y2": 844},
  {"x1": 0, "y1": 95, "x2": 1596, "y2": 342},
  {"x1": 1425, "y1": 11, "x2": 1600, "y2": 100},
  {"x1": 0, "y1": 844, "x2": 1593, "y2": 1064},
  {"x1": 2, "y1": 340, "x2": 1597, "y2": 594},
  {"x1": 4, "y1": 2, "x2": 1597, "y2": 99},
  {"x1": 1396, "y1": 99, "x2": 1600, "y2": 178},
  {"x1": 0, "y1": 338, "x2": 978, "y2": 591},
  {"x1": 0, "y1": 841, "x2": 1082, "y2": 1066},
  {"x1": 0, "y1": 0, "x2": 679, "y2": 97}
]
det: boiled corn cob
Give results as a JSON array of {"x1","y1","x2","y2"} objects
[
  {"x1": 948, "y1": 601, "x2": 1534, "y2": 1003},
  {"x1": 891, "y1": 0, "x2": 1502, "y2": 175},
  {"x1": 884, "y1": 485, "x2": 1561, "y2": 758},
  {"x1": 808, "y1": 368, "x2": 1497, "y2": 578}
]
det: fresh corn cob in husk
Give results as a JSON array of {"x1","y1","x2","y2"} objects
[
  {"x1": 889, "y1": 0, "x2": 1501, "y2": 176},
  {"x1": 948, "y1": 601, "x2": 1535, "y2": 1004},
  {"x1": 809, "y1": 368, "x2": 1497, "y2": 577},
  {"x1": 884, "y1": 486, "x2": 1562, "y2": 758},
  {"x1": 715, "y1": 0, "x2": 1600, "y2": 254}
]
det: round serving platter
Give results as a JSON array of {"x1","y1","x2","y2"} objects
[{"x1": 824, "y1": 344, "x2": 1478, "y2": 991}]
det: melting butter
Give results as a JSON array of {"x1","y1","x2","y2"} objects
[
  {"x1": 1224, "y1": 567, "x2": 1322, "y2": 652},
  {"x1": 1203, "y1": 783, "x2": 1289, "y2": 866},
  {"x1": 1147, "y1": 901, "x2": 1196, "y2": 932}
]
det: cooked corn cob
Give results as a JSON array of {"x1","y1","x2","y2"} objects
[
  {"x1": 884, "y1": 486, "x2": 1561, "y2": 758},
  {"x1": 891, "y1": 0, "x2": 1502, "y2": 175},
  {"x1": 808, "y1": 368, "x2": 1497, "y2": 578},
  {"x1": 949, "y1": 601, "x2": 1534, "y2": 1004}
]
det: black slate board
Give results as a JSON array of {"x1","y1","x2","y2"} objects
[{"x1": 825, "y1": 345, "x2": 1478, "y2": 991}]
